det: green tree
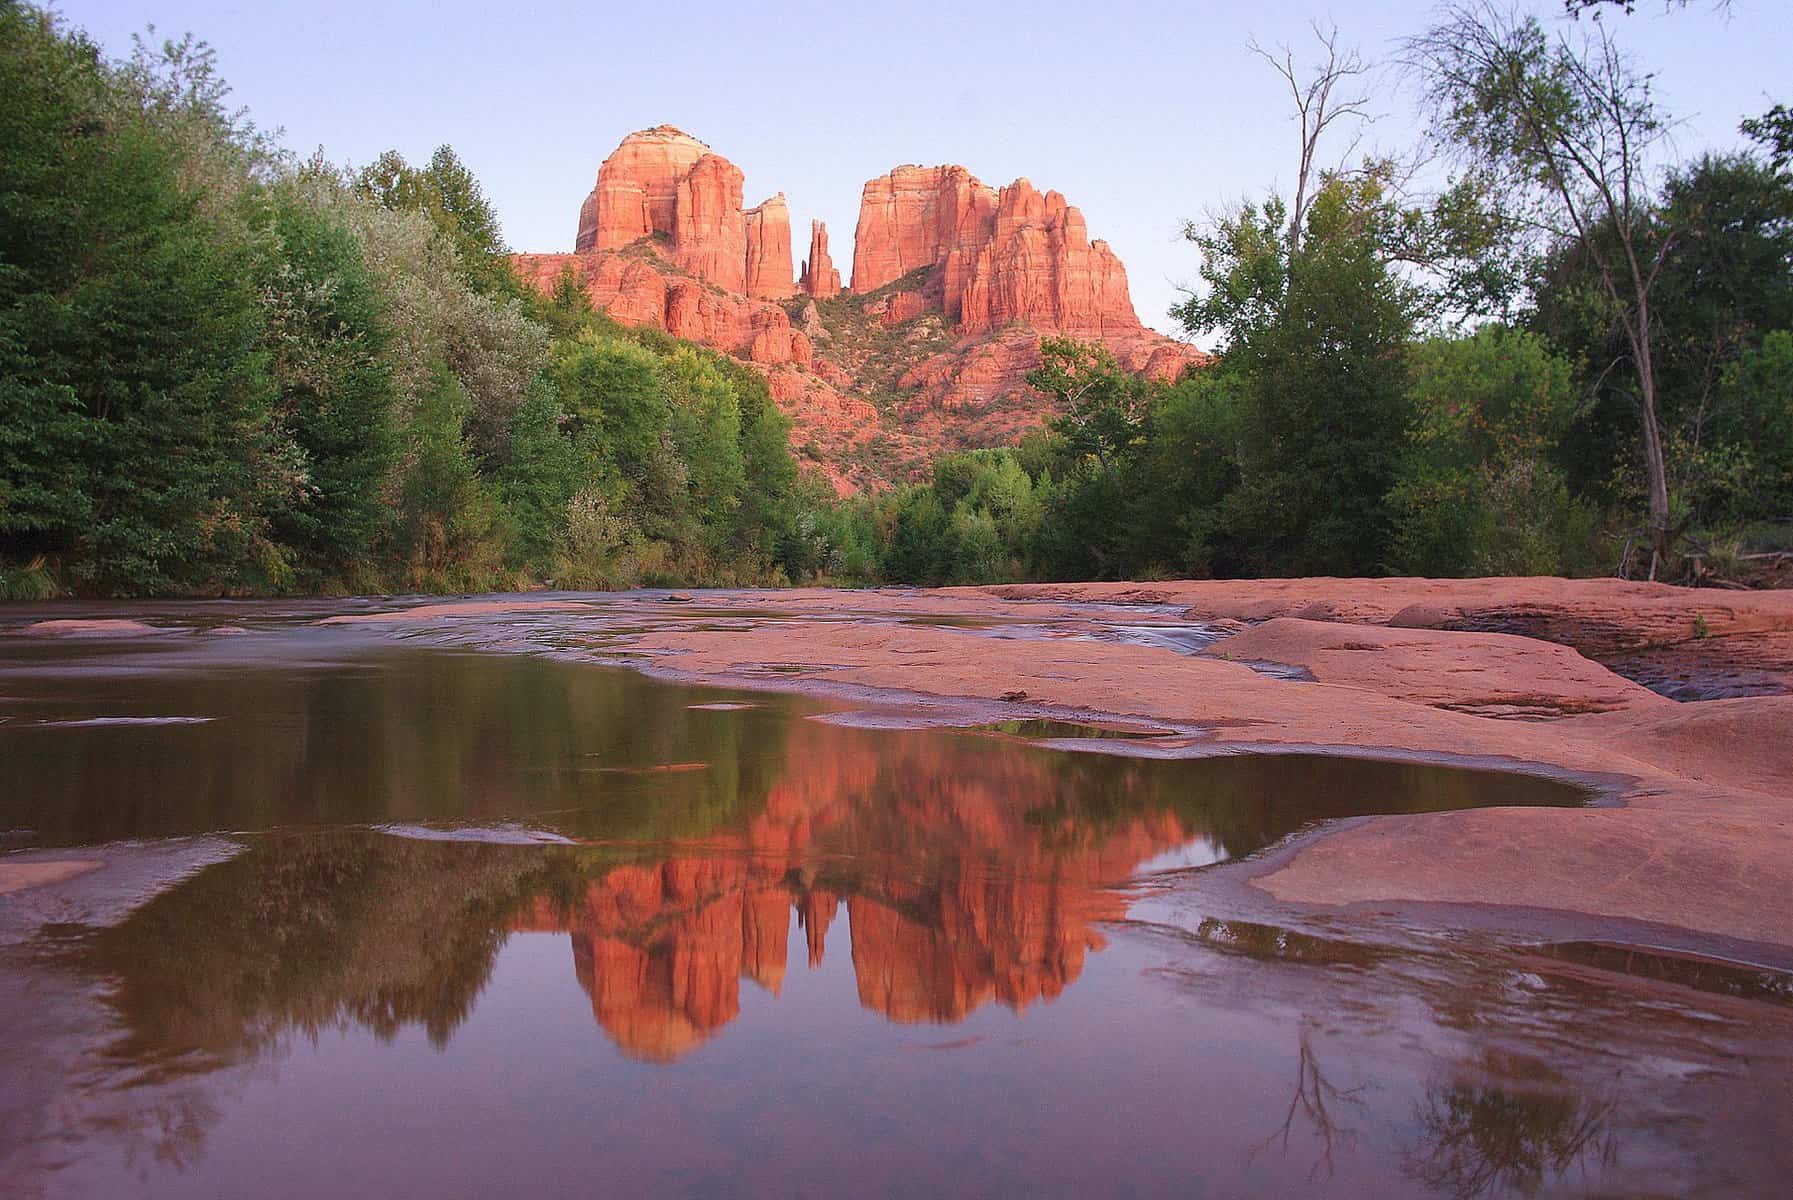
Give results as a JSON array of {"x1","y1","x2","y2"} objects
[
  {"x1": 1534, "y1": 154, "x2": 1793, "y2": 529},
  {"x1": 1178, "y1": 176, "x2": 1420, "y2": 574},
  {"x1": 1708, "y1": 331, "x2": 1793, "y2": 522},
  {"x1": 496, "y1": 377, "x2": 583, "y2": 573},
  {"x1": 1743, "y1": 104, "x2": 1792, "y2": 173},
  {"x1": 552, "y1": 333, "x2": 670, "y2": 486},
  {"x1": 0, "y1": 2, "x2": 278, "y2": 593},
  {"x1": 662, "y1": 348, "x2": 747, "y2": 540},
  {"x1": 254, "y1": 182, "x2": 398, "y2": 575},
  {"x1": 398, "y1": 366, "x2": 501, "y2": 584},
  {"x1": 1137, "y1": 366, "x2": 1247, "y2": 575},
  {"x1": 1408, "y1": 4, "x2": 1681, "y2": 573},
  {"x1": 1388, "y1": 326, "x2": 1593, "y2": 575},
  {"x1": 883, "y1": 488, "x2": 952, "y2": 584},
  {"x1": 355, "y1": 145, "x2": 517, "y2": 297},
  {"x1": 1030, "y1": 338, "x2": 1154, "y2": 478}
]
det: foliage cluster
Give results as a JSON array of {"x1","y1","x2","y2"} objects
[{"x1": 0, "y1": 3, "x2": 816, "y2": 595}]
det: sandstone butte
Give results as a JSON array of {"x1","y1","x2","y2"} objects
[{"x1": 514, "y1": 126, "x2": 1212, "y2": 494}]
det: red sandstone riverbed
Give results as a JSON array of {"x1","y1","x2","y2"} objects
[
  {"x1": 8, "y1": 578, "x2": 1793, "y2": 1197},
  {"x1": 301, "y1": 577, "x2": 1793, "y2": 953}
]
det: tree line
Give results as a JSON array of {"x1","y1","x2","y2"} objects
[{"x1": 2, "y1": 1, "x2": 1788, "y2": 596}]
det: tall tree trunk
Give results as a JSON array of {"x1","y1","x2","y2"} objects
[{"x1": 1633, "y1": 299, "x2": 1672, "y2": 580}]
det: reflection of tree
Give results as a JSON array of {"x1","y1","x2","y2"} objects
[
  {"x1": 106, "y1": 1084, "x2": 222, "y2": 1176},
  {"x1": 1254, "y1": 1024, "x2": 1367, "y2": 1182},
  {"x1": 1403, "y1": 1053, "x2": 1618, "y2": 1199},
  {"x1": 83, "y1": 833, "x2": 585, "y2": 1063},
  {"x1": 3, "y1": 649, "x2": 796, "y2": 845}
]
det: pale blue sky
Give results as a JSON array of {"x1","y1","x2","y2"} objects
[{"x1": 58, "y1": 0, "x2": 1791, "y2": 336}]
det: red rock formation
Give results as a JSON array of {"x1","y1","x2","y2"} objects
[
  {"x1": 523, "y1": 128, "x2": 1217, "y2": 493},
  {"x1": 576, "y1": 125, "x2": 708, "y2": 253},
  {"x1": 852, "y1": 166, "x2": 1143, "y2": 336},
  {"x1": 749, "y1": 325, "x2": 813, "y2": 367},
  {"x1": 879, "y1": 291, "x2": 927, "y2": 327},
  {"x1": 957, "y1": 181, "x2": 1140, "y2": 336},
  {"x1": 671, "y1": 154, "x2": 747, "y2": 293},
  {"x1": 514, "y1": 253, "x2": 812, "y2": 369},
  {"x1": 572, "y1": 126, "x2": 761, "y2": 296},
  {"x1": 744, "y1": 193, "x2": 795, "y2": 299},
  {"x1": 851, "y1": 165, "x2": 998, "y2": 295},
  {"x1": 799, "y1": 220, "x2": 842, "y2": 299}
]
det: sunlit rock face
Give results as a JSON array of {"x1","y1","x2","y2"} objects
[
  {"x1": 568, "y1": 125, "x2": 788, "y2": 299},
  {"x1": 672, "y1": 153, "x2": 748, "y2": 294},
  {"x1": 517, "y1": 126, "x2": 1212, "y2": 494},
  {"x1": 744, "y1": 194, "x2": 796, "y2": 300},
  {"x1": 511, "y1": 251, "x2": 810, "y2": 366},
  {"x1": 576, "y1": 125, "x2": 709, "y2": 254},
  {"x1": 851, "y1": 167, "x2": 1140, "y2": 337},
  {"x1": 799, "y1": 219, "x2": 841, "y2": 299},
  {"x1": 851, "y1": 165, "x2": 997, "y2": 296}
]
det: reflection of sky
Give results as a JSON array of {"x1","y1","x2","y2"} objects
[{"x1": 1132, "y1": 836, "x2": 1229, "y2": 875}]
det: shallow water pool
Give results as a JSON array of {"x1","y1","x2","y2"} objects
[{"x1": 1, "y1": 602, "x2": 1787, "y2": 1199}]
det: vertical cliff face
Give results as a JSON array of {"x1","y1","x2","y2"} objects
[
  {"x1": 956, "y1": 181, "x2": 1140, "y2": 336},
  {"x1": 576, "y1": 125, "x2": 709, "y2": 253},
  {"x1": 850, "y1": 167, "x2": 1142, "y2": 334},
  {"x1": 574, "y1": 126, "x2": 794, "y2": 298},
  {"x1": 671, "y1": 153, "x2": 747, "y2": 293},
  {"x1": 799, "y1": 219, "x2": 841, "y2": 299},
  {"x1": 850, "y1": 165, "x2": 998, "y2": 296},
  {"x1": 744, "y1": 193, "x2": 796, "y2": 299}
]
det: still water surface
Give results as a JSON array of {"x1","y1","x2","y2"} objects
[{"x1": 1, "y1": 606, "x2": 1789, "y2": 1198}]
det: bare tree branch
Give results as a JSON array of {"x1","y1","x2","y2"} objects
[{"x1": 1248, "y1": 22, "x2": 1376, "y2": 256}]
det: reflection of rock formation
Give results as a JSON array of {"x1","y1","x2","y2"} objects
[
  {"x1": 514, "y1": 859, "x2": 792, "y2": 1062},
  {"x1": 76, "y1": 706, "x2": 1577, "y2": 1067},
  {"x1": 513, "y1": 728, "x2": 1205, "y2": 1058},
  {"x1": 847, "y1": 884, "x2": 1108, "y2": 1024}
]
